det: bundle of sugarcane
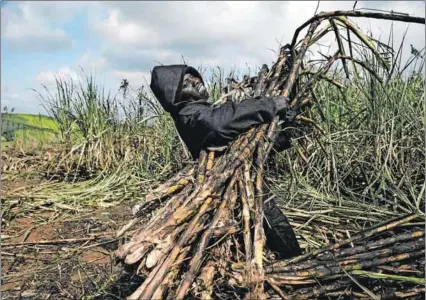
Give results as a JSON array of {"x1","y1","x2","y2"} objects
[
  {"x1": 234, "y1": 214, "x2": 424, "y2": 299},
  {"x1": 114, "y1": 10, "x2": 425, "y2": 300},
  {"x1": 115, "y1": 42, "x2": 304, "y2": 300}
]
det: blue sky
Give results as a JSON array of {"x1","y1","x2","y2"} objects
[{"x1": 1, "y1": 1, "x2": 425, "y2": 114}]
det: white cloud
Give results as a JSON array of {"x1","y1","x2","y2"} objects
[
  {"x1": 1, "y1": 1, "x2": 97, "y2": 52},
  {"x1": 94, "y1": 1, "x2": 424, "y2": 77},
  {"x1": 35, "y1": 67, "x2": 80, "y2": 87},
  {"x1": 1, "y1": 2, "x2": 73, "y2": 52},
  {"x1": 2, "y1": 1, "x2": 425, "y2": 115},
  {"x1": 94, "y1": 2, "x2": 290, "y2": 53},
  {"x1": 76, "y1": 51, "x2": 107, "y2": 72},
  {"x1": 94, "y1": 9, "x2": 160, "y2": 47}
]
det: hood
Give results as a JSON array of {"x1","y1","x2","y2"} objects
[{"x1": 150, "y1": 64, "x2": 204, "y2": 115}]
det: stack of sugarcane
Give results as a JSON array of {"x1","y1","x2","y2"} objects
[
  {"x1": 115, "y1": 10, "x2": 425, "y2": 300},
  {"x1": 243, "y1": 214, "x2": 424, "y2": 299}
]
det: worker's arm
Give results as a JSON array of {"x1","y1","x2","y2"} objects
[{"x1": 176, "y1": 96, "x2": 293, "y2": 151}]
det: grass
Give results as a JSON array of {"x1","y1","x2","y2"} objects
[
  {"x1": 265, "y1": 25, "x2": 425, "y2": 219},
  {"x1": 2, "y1": 21, "x2": 424, "y2": 219},
  {"x1": 31, "y1": 74, "x2": 186, "y2": 182},
  {"x1": 1, "y1": 113, "x2": 59, "y2": 149}
]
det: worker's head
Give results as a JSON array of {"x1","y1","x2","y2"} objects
[
  {"x1": 181, "y1": 72, "x2": 209, "y2": 101},
  {"x1": 150, "y1": 65, "x2": 210, "y2": 115}
]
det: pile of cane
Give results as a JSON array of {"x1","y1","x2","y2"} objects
[{"x1": 115, "y1": 10, "x2": 425, "y2": 299}]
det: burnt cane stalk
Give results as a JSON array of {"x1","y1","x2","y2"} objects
[
  {"x1": 175, "y1": 176, "x2": 237, "y2": 299},
  {"x1": 251, "y1": 125, "x2": 268, "y2": 299}
]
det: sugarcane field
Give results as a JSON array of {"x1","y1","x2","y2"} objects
[{"x1": 1, "y1": 1, "x2": 425, "y2": 299}]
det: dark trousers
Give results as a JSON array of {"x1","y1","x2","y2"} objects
[{"x1": 264, "y1": 197, "x2": 302, "y2": 259}]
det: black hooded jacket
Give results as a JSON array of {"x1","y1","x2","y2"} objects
[{"x1": 150, "y1": 65, "x2": 287, "y2": 159}]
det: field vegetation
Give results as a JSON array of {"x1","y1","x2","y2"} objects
[{"x1": 1, "y1": 15, "x2": 424, "y2": 299}]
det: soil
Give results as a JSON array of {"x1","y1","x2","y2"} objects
[{"x1": 1, "y1": 176, "x2": 141, "y2": 299}]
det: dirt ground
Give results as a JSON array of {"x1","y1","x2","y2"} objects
[
  {"x1": 2, "y1": 149, "x2": 424, "y2": 299},
  {"x1": 1, "y1": 176, "x2": 143, "y2": 299}
]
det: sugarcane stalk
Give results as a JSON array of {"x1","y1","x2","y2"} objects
[
  {"x1": 290, "y1": 52, "x2": 341, "y2": 108},
  {"x1": 117, "y1": 176, "x2": 195, "y2": 240},
  {"x1": 262, "y1": 120, "x2": 279, "y2": 162},
  {"x1": 284, "y1": 278, "x2": 425, "y2": 299},
  {"x1": 117, "y1": 168, "x2": 195, "y2": 239},
  {"x1": 268, "y1": 214, "x2": 420, "y2": 271},
  {"x1": 285, "y1": 279, "x2": 352, "y2": 299},
  {"x1": 318, "y1": 290, "x2": 368, "y2": 299},
  {"x1": 201, "y1": 224, "x2": 240, "y2": 239},
  {"x1": 346, "y1": 249, "x2": 425, "y2": 272},
  {"x1": 340, "y1": 238, "x2": 424, "y2": 263},
  {"x1": 300, "y1": 71, "x2": 345, "y2": 89},
  {"x1": 191, "y1": 261, "x2": 217, "y2": 300},
  {"x1": 335, "y1": 16, "x2": 389, "y2": 71},
  {"x1": 225, "y1": 127, "x2": 264, "y2": 170},
  {"x1": 196, "y1": 150, "x2": 208, "y2": 184},
  {"x1": 239, "y1": 178, "x2": 253, "y2": 285},
  {"x1": 175, "y1": 176, "x2": 237, "y2": 299},
  {"x1": 338, "y1": 55, "x2": 383, "y2": 83},
  {"x1": 124, "y1": 142, "x2": 246, "y2": 261},
  {"x1": 138, "y1": 224, "x2": 189, "y2": 271},
  {"x1": 243, "y1": 162, "x2": 255, "y2": 208},
  {"x1": 151, "y1": 246, "x2": 191, "y2": 299},
  {"x1": 139, "y1": 187, "x2": 217, "y2": 240},
  {"x1": 394, "y1": 288, "x2": 426, "y2": 298},
  {"x1": 145, "y1": 164, "x2": 194, "y2": 202},
  {"x1": 269, "y1": 249, "x2": 425, "y2": 283},
  {"x1": 160, "y1": 178, "x2": 191, "y2": 198},
  {"x1": 129, "y1": 195, "x2": 216, "y2": 299},
  {"x1": 141, "y1": 192, "x2": 225, "y2": 299},
  {"x1": 265, "y1": 277, "x2": 289, "y2": 300},
  {"x1": 251, "y1": 126, "x2": 268, "y2": 299},
  {"x1": 254, "y1": 66, "x2": 268, "y2": 97},
  {"x1": 206, "y1": 151, "x2": 215, "y2": 171},
  {"x1": 127, "y1": 243, "x2": 170, "y2": 300},
  {"x1": 291, "y1": 10, "x2": 425, "y2": 47},
  {"x1": 282, "y1": 20, "x2": 321, "y2": 98},
  {"x1": 307, "y1": 23, "x2": 333, "y2": 47},
  {"x1": 117, "y1": 185, "x2": 196, "y2": 260},
  {"x1": 266, "y1": 230, "x2": 424, "y2": 274},
  {"x1": 259, "y1": 20, "x2": 321, "y2": 181},
  {"x1": 265, "y1": 45, "x2": 291, "y2": 96},
  {"x1": 116, "y1": 218, "x2": 144, "y2": 239},
  {"x1": 204, "y1": 127, "x2": 256, "y2": 180},
  {"x1": 329, "y1": 19, "x2": 350, "y2": 79},
  {"x1": 126, "y1": 192, "x2": 219, "y2": 265},
  {"x1": 271, "y1": 249, "x2": 424, "y2": 280}
]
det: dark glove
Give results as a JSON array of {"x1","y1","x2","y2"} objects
[
  {"x1": 272, "y1": 96, "x2": 297, "y2": 123},
  {"x1": 284, "y1": 108, "x2": 297, "y2": 123}
]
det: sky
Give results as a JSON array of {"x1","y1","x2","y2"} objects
[{"x1": 1, "y1": 1, "x2": 425, "y2": 114}]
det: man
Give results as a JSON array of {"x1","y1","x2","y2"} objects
[{"x1": 150, "y1": 64, "x2": 301, "y2": 259}]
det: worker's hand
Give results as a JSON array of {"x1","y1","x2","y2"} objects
[
  {"x1": 284, "y1": 108, "x2": 297, "y2": 123},
  {"x1": 271, "y1": 96, "x2": 297, "y2": 122}
]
